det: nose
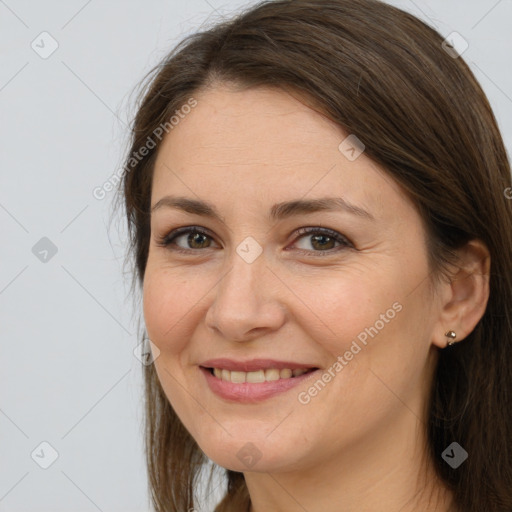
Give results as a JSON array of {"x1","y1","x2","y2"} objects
[{"x1": 204, "y1": 251, "x2": 286, "y2": 342}]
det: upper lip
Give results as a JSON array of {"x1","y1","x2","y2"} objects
[{"x1": 200, "y1": 358, "x2": 319, "y2": 372}]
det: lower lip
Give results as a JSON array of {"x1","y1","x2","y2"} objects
[{"x1": 199, "y1": 366, "x2": 320, "y2": 403}]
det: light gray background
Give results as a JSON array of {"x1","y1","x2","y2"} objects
[{"x1": 1, "y1": 0, "x2": 511, "y2": 511}]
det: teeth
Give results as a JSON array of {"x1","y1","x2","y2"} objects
[
  {"x1": 230, "y1": 371, "x2": 246, "y2": 383},
  {"x1": 265, "y1": 368, "x2": 280, "y2": 381},
  {"x1": 246, "y1": 370, "x2": 265, "y2": 383},
  {"x1": 280, "y1": 368, "x2": 292, "y2": 379},
  {"x1": 211, "y1": 367, "x2": 313, "y2": 383}
]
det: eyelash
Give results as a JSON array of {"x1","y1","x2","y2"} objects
[{"x1": 154, "y1": 225, "x2": 354, "y2": 256}]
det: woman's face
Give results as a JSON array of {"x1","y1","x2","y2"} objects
[{"x1": 143, "y1": 85, "x2": 443, "y2": 473}]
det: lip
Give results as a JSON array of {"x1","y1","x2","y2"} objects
[
  {"x1": 200, "y1": 358, "x2": 319, "y2": 372},
  {"x1": 199, "y1": 360, "x2": 321, "y2": 403}
]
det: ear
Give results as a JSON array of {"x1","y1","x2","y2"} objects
[{"x1": 431, "y1": 239, "x2": 491, "y2": 349}]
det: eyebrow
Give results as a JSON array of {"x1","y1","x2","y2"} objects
[{"x1": 151, "y1": 195, "x2": 375, "y2": 222}]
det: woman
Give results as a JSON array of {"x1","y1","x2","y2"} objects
[{"x1": 115, "y1": 0, "x2": 512, "y2": 510}]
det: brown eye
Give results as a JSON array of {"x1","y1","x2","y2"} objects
[
  {"x1": 155, "y1": 225, "x2": 353, "y2": 256},
  {"x1": 155, "y1": 226, "x2": 217, "y2": 252},
  {"x1": 182, "y1": 232, "x2": 212, "y2": 249},
  {"x1": 292, "y1": 227, "x2": 353, "y2": 255}
]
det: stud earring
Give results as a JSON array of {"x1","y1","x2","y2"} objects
[{"x1": 445, "y1": 330, "x2": 457, "y2": 346}]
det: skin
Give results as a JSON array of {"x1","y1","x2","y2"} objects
[{"x1": 142, "y1": 84, "x2": 490, "y2": 512}]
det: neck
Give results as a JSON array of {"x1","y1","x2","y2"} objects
[{"x1": 244, "y1": 413, "x2": 455, "y2": 512}]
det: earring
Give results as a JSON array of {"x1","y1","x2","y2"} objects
[{"x1": 445, "y1": 330, "x2": 457, "y2": 346}]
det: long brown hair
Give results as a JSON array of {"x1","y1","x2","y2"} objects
[{"x1": 114, "y1": 1, "x2": 512, "y2": 510}]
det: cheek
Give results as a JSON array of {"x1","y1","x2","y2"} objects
[
  {"x1": 284, "y1": 267, "x2": 402, "y2": 359},
  {"x1": 142, "y1": 268, "x2": 200, "y2": 355}
]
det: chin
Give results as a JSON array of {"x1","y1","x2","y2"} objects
[{"x1": 194, "y1": 426, "x2": 305, "y2": 473}]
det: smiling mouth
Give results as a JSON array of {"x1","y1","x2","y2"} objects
[{"x1": 202, "y1": 367, "x2": 318, "y2": 384}]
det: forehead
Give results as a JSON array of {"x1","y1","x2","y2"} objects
[
  {"x1": 151, "y1": 86, "x2": 410, "y2": 223},
  {"x1": 160, "y1": 87, "x2": 342, "y2": 167}
]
